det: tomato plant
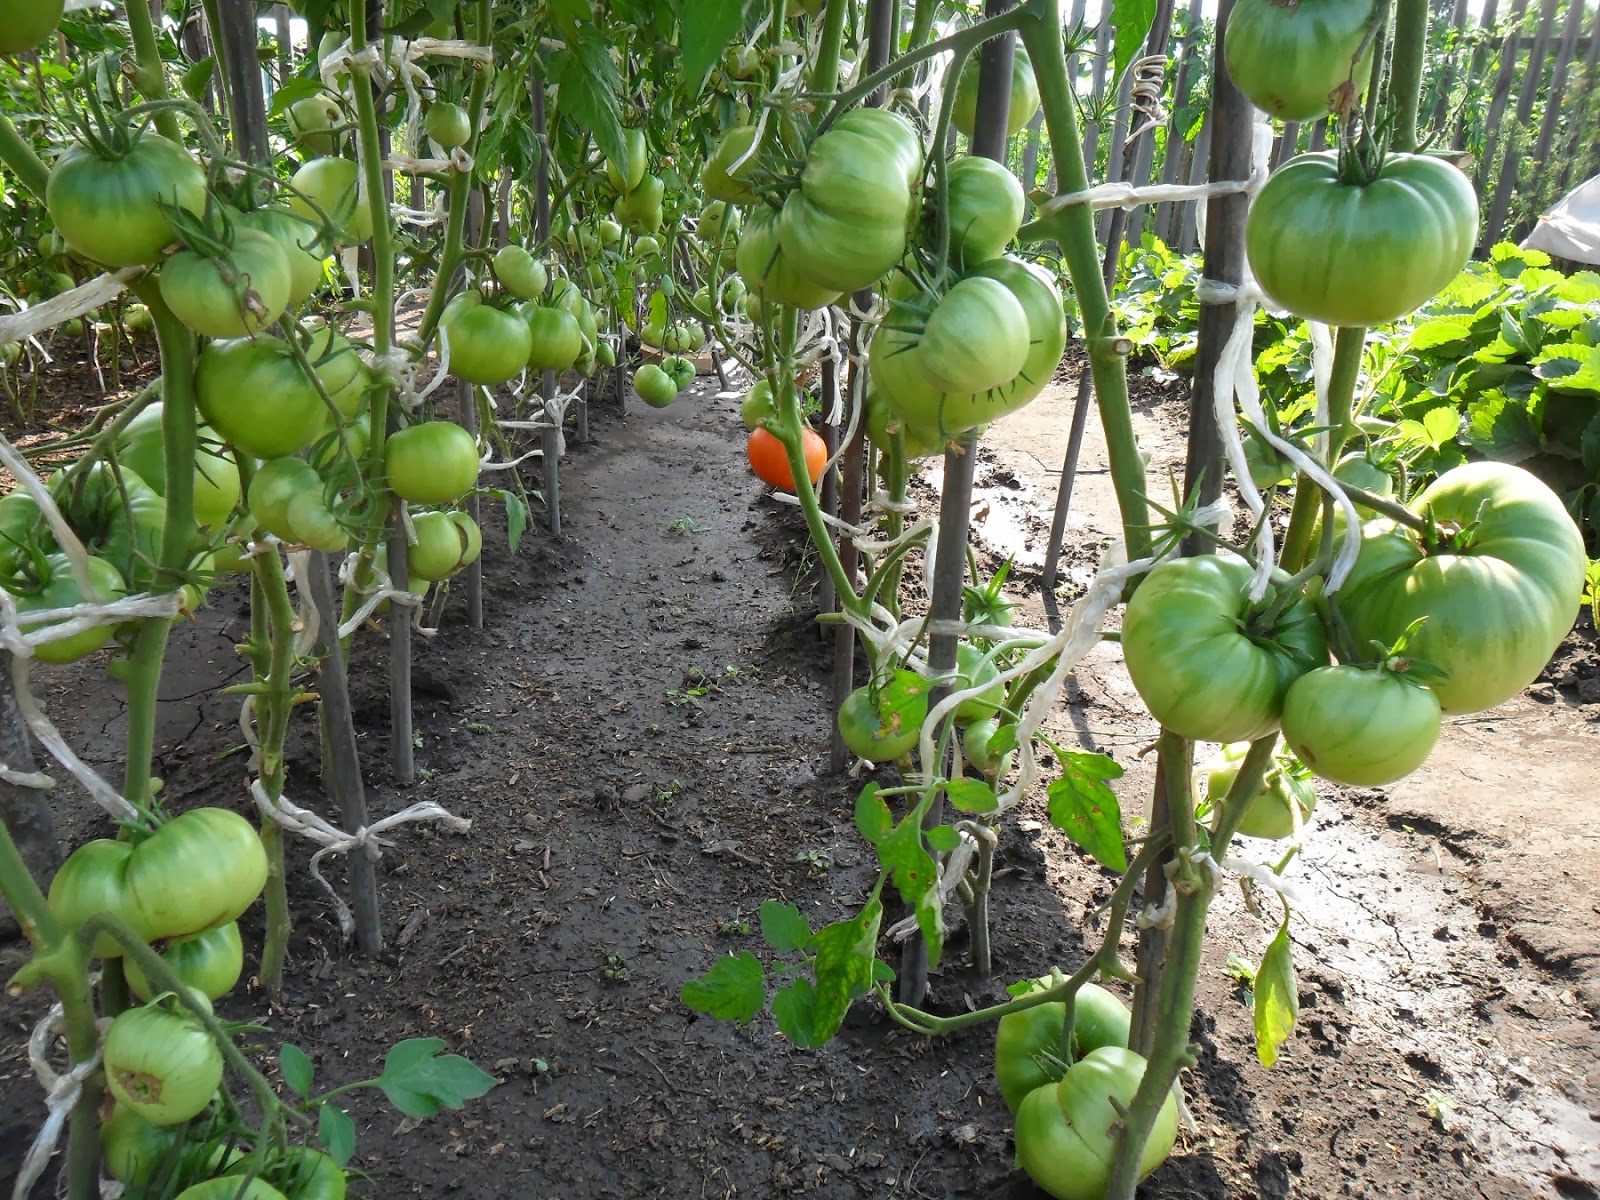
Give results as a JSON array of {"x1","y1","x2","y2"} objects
[{"x1": 1246, "y1": 152, "x2": 1480, "y2": 327}]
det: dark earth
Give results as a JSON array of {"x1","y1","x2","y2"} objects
[{"x1": 1, "y1": 338, "x2": 1597, "y2": 1200}]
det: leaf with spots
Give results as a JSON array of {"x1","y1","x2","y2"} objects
[
  {"x1": 805, "y1": 899, "x2": 884, "y2": 1045},
  {"x1": 1046, "y1": 749, "x2": 1128, "y2": 871}
]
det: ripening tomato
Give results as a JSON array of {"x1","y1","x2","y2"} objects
[
  {"x1": 1224, "y1": 0, "x2": 1377, "y2": 121},
  {"x1": 943, "y1": 155, "x2": 1025, "y2": 267},
  {"x1": 287, "y1": 93, "x2": 343, "y2": 154},
  {"x1": 737, "y1": 205, "x2": 841, "y2": 311},
  {"x1": 46, "y1": 134, "x2": 206, "y2": 266},
  {"x1": 747, "y1": 426, "x2": 826, "y2": 491},
  {"x1": 994, "y1": 980, "x2": 1132, "y2": 1113},
  {"x1": 407, "y1": 510, "x2": 470, "y2": 581},
  {"x1": 443, "y1": 296, "x2": 532, "y2": 385},
  {"x1": 1280, "y1": 664, "x2": 1442, "y2": 786},
  {"x1": 237, "y1": 206, "x2": 328, "y2": 306},
  {"x1": 10, "y1": 552, "x2": 126, "y2": 664},
  {"x1": 952, "y1": 45, "x2": 1040, "y2": 138},
  {"x1": 103, "y1": 1003, "x2": 224, "y2": 1126},
  {"x1": 124, "y1": 808, "x2": 269, "y2": 941}
]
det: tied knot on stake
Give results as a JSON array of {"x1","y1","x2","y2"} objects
[
  {"x1": 251, "y1": 779, "x2": 470, "y2": 943},
  {"x1": 14, "y1": 1003, "x2": 111, "y2": 1200}
]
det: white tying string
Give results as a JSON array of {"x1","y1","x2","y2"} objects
[
  {"x1": 250, "y1": 779, "x2": 470, "y2": 942},
  {"x1": 335, "y1": 548, "x2": 426, "y2": 638},
  {"x1": 14, "y1": 1004, "x2": 110, "y2": 1200},
  {"x1": 0, "y1": 267, "x2": 143, "y2": 345}
]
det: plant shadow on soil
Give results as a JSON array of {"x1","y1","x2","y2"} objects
[{"x1": 1, "y1": 353, "x2": 1597, "y2": 1200}]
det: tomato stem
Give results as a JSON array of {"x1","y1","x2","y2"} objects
[
  {"x1": 1279, "y1": 325, "x2": 1366, "y2": 572},
  {"x1": 0, "y1": 113, "x2": 49, "y2": 200},
  {"x1": 1389, "y1": 0, "x2": 1428, "y2": 153}
]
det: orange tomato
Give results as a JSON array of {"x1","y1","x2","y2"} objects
[{"x1": 747, "y1": 426, "x2": 827, "y2": 491}]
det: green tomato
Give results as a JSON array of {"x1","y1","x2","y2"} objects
[
  {"x1": 285, "y1": 491, "x2": 349, "y2": 553},
  {"x1": 1338, "y1": 462, "x2": 1585, "y2": 714},
  {"x1": 917, "y1": 275, "x2": 1029, "y2": 394},
  {"x1": 443, "y1": 297, "x2": 533, "y2": 385},
  {"x1": 1224, "y1": 0, "x2": 1377, "y2": 121},
  {"x1": 960, "y1": 716, "x2": 1016, "y2": 777},
  {"x1": 777, "y1": 108, "x2": 921, "y2": 294},
  {"x1": 286, "y1": 93, "x2": 343, "y2": 155},
  {"x1": 386, "y1": 422, "x2": 479, "y2": 505},
  {"x1": 1121, "y1": 555, "x2": 1329, "y2": 743},
  {"x1": 523, "y1": 304, "x2": 583, "y2": 370},
  {"x1": 424, "y1": 100, "x2": 472, "y2": 148},
  {"x1": 952, "y1": 45, "x2": 1040, "y2": 138},
  {"x1": 836, "y1": 670, "x2": 929, "y2": 761},
  {"x1": 1195, "y1": 740, "x2": 1317, "y2": 840},
  {"x1": 117, "y1": 405, "x2": 241, "y2": 530},
  {"x1": 633, "y1": 363, "x2": 678, "y2": 408},
  {"x1": 46, "y1": 462, "x2": 165, "y2": 589},
  {"x1": 101, "y1": 1103, "x2": 180, "y2": 1187},
  {"x1": 176, "y1": 1178, "x2": 288, "y2": 1200},
  {"x1": 248, "y1": 457, "x2": 322, "y2": 542},
  {"x1": 104, "y1": 1004, "x2": 224, "y2": 1127},
  {"x1": 125, "y1": 808, "x2": 269, "y2": 941},
  {"x1": 1014, "y1": 1046, "x2": 1179, "y2": 1199},
  {"x1": 407, "y1": 510, "x2": 470, "y2": 581},
  {"x1": 943, "y1": 155, "x2": 1025, "y2": 268},
  {"x1": 952, "y1": 643, "x2": 1005, "y2": 724},
  {"x1": 702, "y1": 125, "x2": 762, "y2": 205},
  {"x1": 45, "y1": 134, "x2": 206, "y2": 267},
  {"x1": 196, "y1": 335, "x2": 330, "y2": 460},
  {"x1": 227, "y1": 1147, "x2": 345, "y2": 1200},
  {"x1": 994, "y1": 980, "x2": 1132, "y2": 1113},
  {"x1": 9, "y1": 552, "x2": 126, "y2": 664},
  {"x1": 661, "y1": 355, "x2": 696, "y2": 391},
  {"x1": 160, "y1": 227, "x2": 293, "y2": 339},
  {"x1": 47, "y1": 839, "x2": 136, "y2": 956},
  {"x1": 1246, "y1": 152, "x2": 1479, "y2": 326},
  {"x1": 288, "y1": 157, "x2": 373, "y2": 246},
  {"x1": 450, "y1": 511, "x2": 483, "y2": 569},
  {"x1": 126, "y1": 920, "x2": 245, "y2": 1001},
  {"x1": 238, "y1": 206, "x2": 328, "y2": 306},
  {"x1": 613, "y1": 173, "x2": 665, "y2": 234},
  {"x1": 737, "y1": 205, "x2": 841, "y2": 311},
  {"x1": 596, "y1": 340, "x2": 616, "y2": 368},
  {"x1": 493, "y1": 244, "x2": 547, "y2": 299},
  {"x1": 598, "y1": 219, "x2": 623, "y2": 247},
  {"x1": 605, "y1": 127, "x2": 648, "y2": 194},
  {"x1": 306, "y1": 326, "x2": 369, "y2": 420},
  {"x1": 633, "y1": 234, "x2": 661, "y2": 260},
  {"x1": 0, "y1": 0, "x2": 64, "y2": 54},
  {"x1": 741, "y1": 380, "x2": 776, "y2": 431},
  {"x1": 1281, "y1": 664, "x2": 1442, "y2": 786}
]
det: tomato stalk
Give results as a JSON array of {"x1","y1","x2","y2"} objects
[
  {"x1": 1103, "y1": 734, "x2": 1275, "y2": 1200},
  {"x1": 1017, "y1": 1, "x2": 1151, "y2": 559},
  {"x1": 1389, "y1": 0, "x2": 1429, "y2": 153},
  {"x1": 810, "y1": 0, "x2": 849, "y2": 93},
  {"x1": 122, "y1": 0, "x2": 183, "y2": 144},
  {"x1": 1278, "y1": 325, "x2": 1366, "y2": 572},
  {"x1": 0, "y1": 113, "x2": 49, "y2": 198}
]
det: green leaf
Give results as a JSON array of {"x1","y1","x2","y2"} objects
[
  {"x1": 1046, "y1": 750, "x2": 1127, "y2": 871},
  {"x1": 1556, "y1": 271, "x2": 1600, "y2": 306},
  {"x1": 1254, "y1": 921, "x2": 1299, "y2": 1068},
  {"x1": 552, "y1": 40, "x2": 625, "y2": 178},
  {"x1": 1110, "y1": 0, "x2": 1157, "y2": 87},
  {"x1": 677, "y1": 0, "x2": 752, "y2": 95},
  {"x1": 181, "y1": 58, "x2": 217, "y2": 104},
  {"x1": 1534, "y1": 344, "x2": 1600, "y2": 396},
  {"x1": 924, "y1": 824, "x2": 962, "y2": 853},
  {"x1": 1421, "y1": 405, "x2": 1461, "y2": 449},
  {"x1": 1464, "y1": 391, "x2": 1540, "y2": 463},
  {"x1": 1405, "y1": 318, "x2": 1472, "y2": 353},
  {"x1": 375, "y1": 1038, "x2": 498, "y2": 1118},
  {"x1": 771, "y1": 977, "x2": 822, "y2": 1047},
  {"x1": 316, "y1": 1102, "x2": 356, "y2": 1167},
  {"x1": 485, "y1": 487, "x2": 528, "y2": 554},
  {"x1": 945, "y1": 778, "x2": 998, "y2": 814},
  {"x1": 807, "y1": 901, "x2": 883, "y2": 1045},
  {"x1": 279, "y1": 1043, "x2": 313, "y2": 1097},
  {"x1": 759, "y1": 901, "x2": 813, "y2": 954},
  {"x1": 869, "y1": 804, "x2": 944, "y2": 970},
  {"x1": 680, "y1": 952, "x2": 765, "y2": 1024},
  {"x1": 1579, "y1": 410, "x2": 1600, "y2": 475},
  {"x1": 854, "y1": 782, "x2": 893, "y2": 845}
]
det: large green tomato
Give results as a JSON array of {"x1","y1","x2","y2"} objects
[
  {"x1": 160, "y1": 228, "x2": 293, "y2": 338},
  {"x1": 994, "y1": 980, "x2": 1132, "y2": 1113},
  {"x1": 47, "y1": 839, "x2": 136, "y2": 956},
  {"x1": 1337, "y1": 462, "x2": 1585, "y2": 714},
  {"x1": 613, "y1": 173, "x2": 665, "y2": 234},
  {"x1": 960, "y1": 717, "x2": 1016, "y2": 777},
  {"x1": 778, "y1": 108, "x2": 921, "y2": 294},
  {"x1": 605, "y1": 127, "x2": 648, "y2": 194},
  {"x1": 952, "y1": 45, "x2": 1040, "y2": 138},
  {"x1": 50, "y1": 462, "x2": 165, "y2": 589},
  {"x1": 407, "y1": 510, "x2": 470, "y2": 581},
  {"x1": 227, "y1": 1148, "x2": 345, "y2": 1200},
  {"x1": 917, "y1": 276, "x2": 1029, "y2": 394},
  {"x1": 493, "y1": 244, "x2": 547, "y2": 299},
  {"x1": 1224, "y1": 0, "x2": 1377, "y2": 121},
  {"x1": 195, "y1": 336, "x2": 330, "y2": 459},
  {"x1": 1246, "y1": 152, "x2": 1479, "y2": 327},
  {"x1": 952, "y1": 643, "x2": 1005, "y2": 724},
  {"x1": 248, "y1": 457, "x2": 321, "y2": 542},
  {"x1": 177, "y1": 1178, "x2": 288, "y2": 1200},
  {"x1": 126, "y1": 920, "x2": 245, "y2": 1001},
  {"x1": 126, "y1": 808, "x2": 269, "y2": 940},
  {"x1": 943, "y1": 155, "x2": 1025, "y2": 268},
  {"x1": 523, "y1": 305, "x2": 583, "y2": 370},
  {"x1": 0, "y1": 0, "x2": 64, "y2": 54},
  {"x1": 836, "y1": 669, "x2": 928, "y2": 761},
  {"x1": 286, "y1": 93, "x2": 342, "y2": 155},
  {"x1": 117, "y1": 405, "x2": 242, "y2": 530},
  {"x1": 873, "y1": 256, "x2": 1065, "y2": 438},
  {"x1": 101, "y1": 1103, "x2": 180, "y2": 1187},
  {"x1": 10, "y1": 553, "x2": 126, "y2": 664},
  {"x1": 288, "y1": 157, "x2": 372, "y2": 246},
  {"x1": 237, "y1": 206, "x2": 327, "y2": 306},
  {"x1": 1195, "y1": 740, "x2": 1317, "y2": 840},
  {"x1": 633, "y1": 364, "x2": 678, "y2": 408},
  {"x1": 1281, "y1": 664, "x2": 1441, "y2": 786},
  {"x1": 1014, "y1": 1046, "x2": 1179, "y2": 1199},
  {"x1": 104, "y1": 1004, "x2": 224, "y2": 1126},
  {"x1": 386, "y1": 422, "x2": 479, "y2": 505},
  {"x1": 45, "y1": 135, "x2": 206, "y2": 266},
  {"x1": 450, "y1": 511, "x2": 482, "y2": 569},
  {"x1": 443, "y1": 298, "x2": 532, "y2": 385},
  {"x1": 1122, "y1": 555, "x2": 1328, "y2": 743},
  {"x1": 737, "y1": 205, "x2": 841, "y2": 310},
  {"x1": 702, "y1": 125, "x2": 761, "y2": 205}
]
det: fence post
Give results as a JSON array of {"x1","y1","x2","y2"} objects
[{"x1": 1482, "y1": 0, "x2": 1560, "y2": 248}]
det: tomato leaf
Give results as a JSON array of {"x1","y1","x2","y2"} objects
[
  {"x1": 807, "y1": 901, "x2": 883, "y2": 1045},
  {"x1": 375, "y1": 1038, "x2": 498, "y2": 1118},
  {"x1": 484, "y1": 487, "x2": 528, "y2": 555},
  {"x1": 550, "y1": 40, "x2": 625, "y2": 181},
  {"x1": 759, "y1": 900, "x2": 813, "y2": 954},
  {"x1": 925, "y1": 824, "x2": 962, "y2": 853},
  {"x1": 771, "y1": 977, "x2": 823, "y2": 1047},
  {"x1": 268, "y1": 77, "x2": 324, "y2": 116},
  {"x1": 316, "y1": 1102, "x2": 356, "y2": 1168},
  {"x1": 679, "y1": 951, "x2": 765, "y2": 1024},
  {"x1": 853, "y1": 782, "x2": 893, "y2": 845},
  {"x1": 867, "y1": 803, "x2": 944, "y2": 970},
  {"x1": 676, "y1": 0, "x2": 755, "y2": 96},
  {"x1": 181, "y1": 58, "x2": 217, "y2": 105},
  {"x1": 1110, "y1": 0, "x2": 1156, "y2": 88},
  {"x1": 279, "y1": 1042, "x2": 313, "y2": 1097},
  {"x1": 1046, "y1": 750, "x2": 1128, "y2": 871},
  {"x1": 1254, "y1": 920, "x2": 1299, "y2": 1069},
  {"x1": 945, "y1": 778, "x2": 998, "y2": 814}
]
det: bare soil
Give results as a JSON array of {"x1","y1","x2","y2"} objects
[{"x1": 2, "y1": 348, "x2": 1598, "y2": 1200}]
